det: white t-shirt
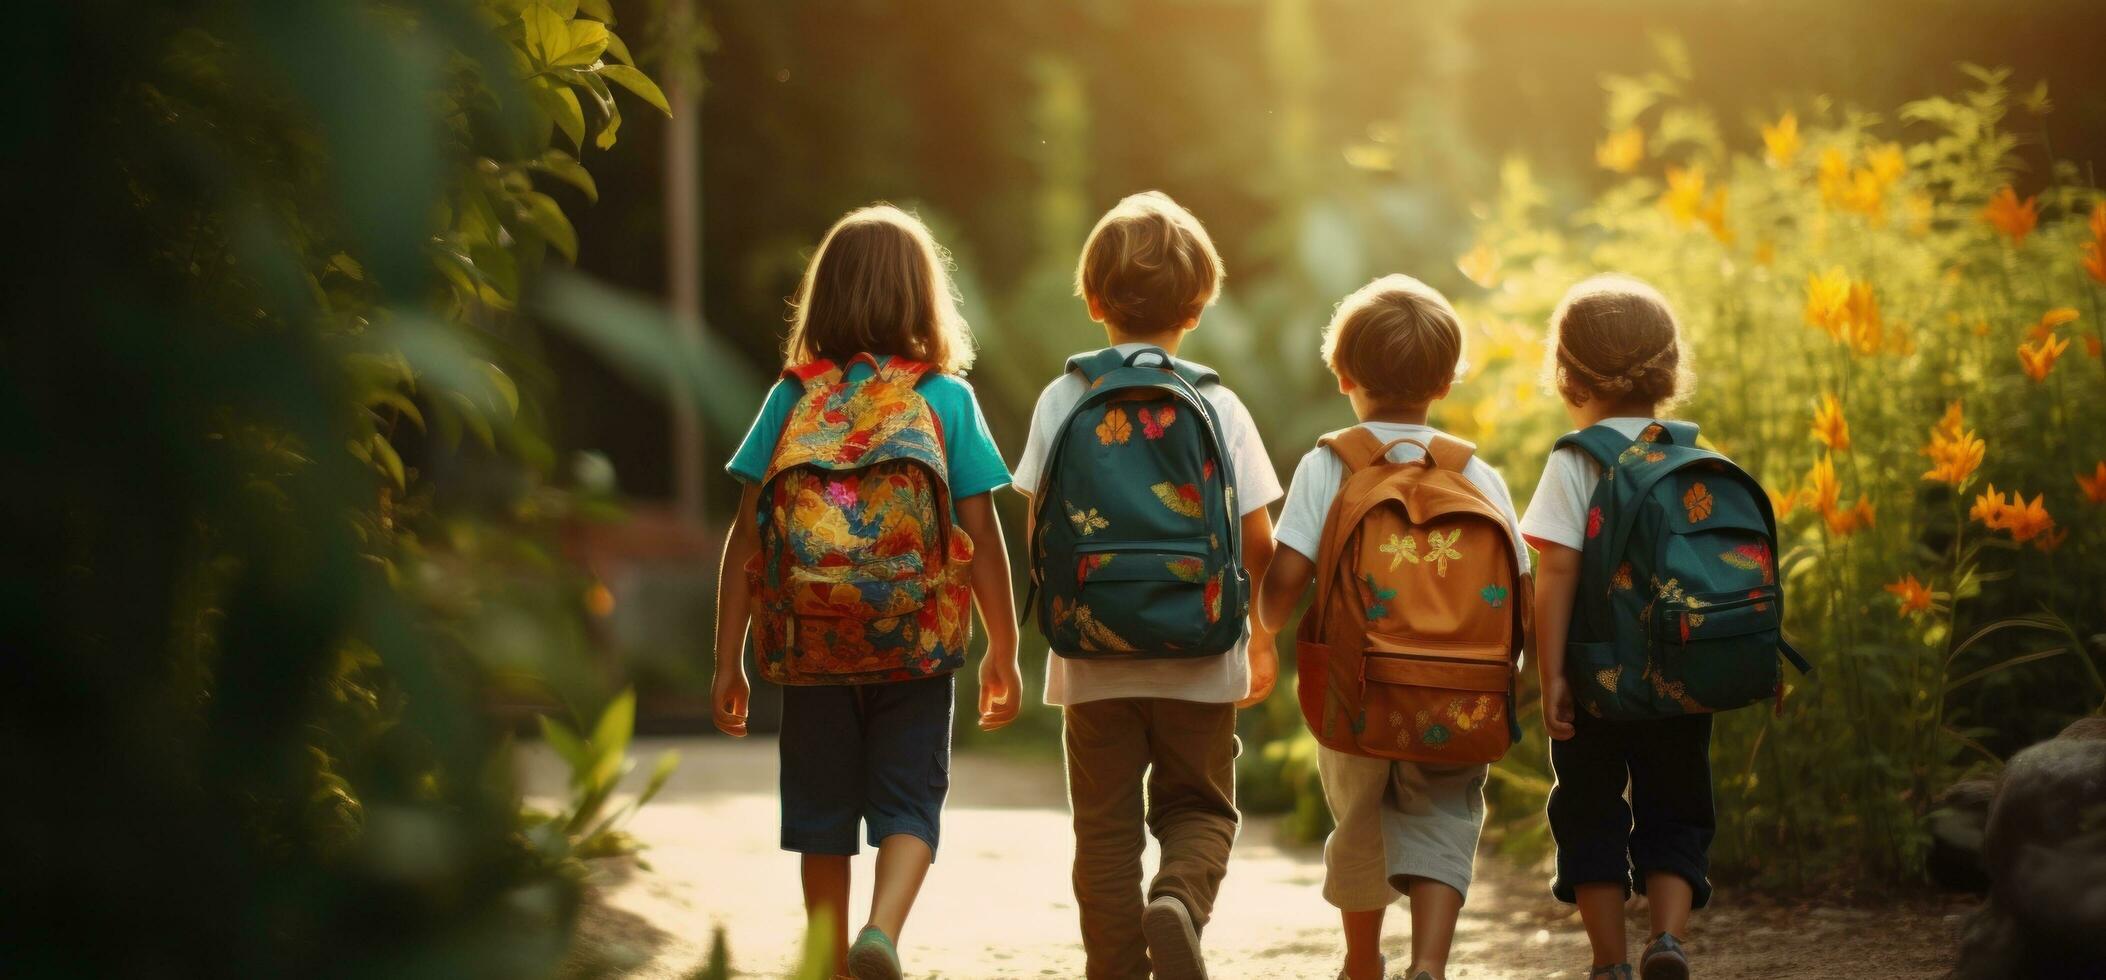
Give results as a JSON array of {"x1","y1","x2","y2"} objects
[
  {"x1": 1517, "y1": 417, "x2": 1656, "y2": 552},
  {"x1": 1273, "y1": 422, "x2": 1530, "y2": 573},
  {"x1": 1011, "y1": 344, "x2": 1285, "y2": 707}
]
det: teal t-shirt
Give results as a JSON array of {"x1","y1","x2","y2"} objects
[{"x1": 725, "y1": 358, "x2": 1012, "y2": 505}]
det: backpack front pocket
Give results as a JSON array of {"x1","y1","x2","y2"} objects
[
  {"x1": 1066, "y1": 539, "x2": 1215, "y2": 654},
  {"x1": 789, "y1": 552, "x2": 931, "y2": 620},
  {"x1": 1352, "y1": 636, "x2": 1514, "y2": 764},
  {"x1": 1650, "y1": 586, "x2": 1783, "y2": 712}
]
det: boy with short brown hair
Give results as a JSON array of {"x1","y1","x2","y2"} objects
[{"x1": 1012, "y1": 191, "x2": 1283, "y2": 980}]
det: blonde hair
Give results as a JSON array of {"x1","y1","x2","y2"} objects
[
  {"x1": 1320, "y1": 274, "x2": 1464, "y2": 406},
  {"x1": 1074, "y1": 191, "x2": 1224, "y2": 334},
  {"x1": 1543, "y1": 273, "x2": 1691, "y2": 408},
  {"x1": 785, "y1": 204, "x2": 974, "y2": 374}
]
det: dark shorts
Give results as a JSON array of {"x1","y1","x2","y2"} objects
[
  {"x1": 779, "y1": 673, "x2": 954, "y2": 857},
  {"x1": 1547, "y1": 711, "x2": 1716, "y2": 909}
]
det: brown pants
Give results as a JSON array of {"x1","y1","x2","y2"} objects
[{"x1": 1063, "y1": 698, "x2": 1240, "y2": 980}]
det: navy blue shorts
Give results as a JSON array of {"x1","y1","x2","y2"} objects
[{"x1": 779, "y1": 673, "x2": 954, "y2": 857}]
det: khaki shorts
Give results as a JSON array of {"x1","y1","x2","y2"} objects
[{"x1": 1316, "y1": 745, "x2": 1488, "y2": 910}]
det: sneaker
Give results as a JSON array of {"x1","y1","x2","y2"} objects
[
  {"x1": 1142, "y1": 895, "x2": 1209, "y2": 980},
  {"x1": 845, "y1": 926, "x2": 902, "y2": 980},
  {"x1": 1588, "y1": 966, "x2": 1634, "y2": 980},
  {"x1": 1640, "y1": 933, "x2": 1689, "y2": 980}
]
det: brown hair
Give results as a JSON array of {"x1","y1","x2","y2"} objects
[
  {"x1": 1320, "y1": 274, "x2": 1464, "y2": 406},
  {"x1": 1075, "y1": 191, "x2": 1224, "y2": 335},
  {"x1": 1543, "y1": 274, "x2": 1690, "y2": 408},
  {"x1": 785, "y1": 204, "x2": 974, "y2": 373}
]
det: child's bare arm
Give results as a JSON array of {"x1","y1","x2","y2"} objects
[
  {"x1": 956, "y1": 493, "x2": 1022, "y2": 731},
  {"x1": 1256, "y1": 545, "x2": 1313, "y2": 635},
  {"x1": 1238, "y1": 507, "x2": 1279, "y2": 707},
  {"x1": 711, "y1": 484, "x2": 762, "y2": 736},
  {"x1": 1532, "y1": 541, "x2": 1581, "y2": 740}
]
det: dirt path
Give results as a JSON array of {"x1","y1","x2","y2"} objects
[{"x1": 525, "y1": 738, "x2": 1973, "y2": 979}]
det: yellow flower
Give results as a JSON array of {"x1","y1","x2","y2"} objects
[
  {"x1": 1805, "y1": 454, "x2": 1841, "y2": 515},
  {"x1": 1866, "y1": 142, "x2": 1907, "y2": 186},
  {"x1": 2017, "y1": 333, "x2": 2070, "y2": 382},
  {"x1": 1922, "y1": 422, "x2": 1985, "y2": 486},
  {"x1": 1597, "y1": 125, "x2": 1645, "y2": 174},
  {"x1": 1761, "y1": 113, "x2": 1801, "y2": 168},
  {"x1": 1845, "y1": 280, "x2": 1884, "y2": 355},
  {"x1": 1804, "y1": 267, "x2": 1852, "y2": 340},
  {"x1": 1842, "y1": 167, "x2": 1887, "y2": 221},
  {"x1": 1697, "y1": 188, "x2": 1732, "y2": 243},
  {"x1": 1969, "y1": 484, "x2": 2010, "y2": 530},
  {"x1": 2083, "y1": 203, "x2": 2106, "y2": 283},
  {"x1": 1660, "y1": 165, "x2": 1707, "y2": 226},
  {"x1": 1811, "y1": 393, "x2": 1850, "y2": 452},
  {"x1": 1883, "y1": 574, "x2": 1933, "y2": 617},
  {"x1": 1817, "y1": 148, "x2": 1851, "y2": 207},
  {"x1": 2025, "y1": 307, "x2": 2079, "y2": 345},
  {"x1": 1457, "y1": 242, "x2": 1501, "y2": 288},
  {"x1": 1982, "y1": 186, "x2": 2039, "y2": 246}
]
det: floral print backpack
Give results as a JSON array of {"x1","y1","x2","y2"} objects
[
  {"x1": 1556, "y1": 420, "x2": 1812, "y2": 719},
  {"x1": 747, "y1": 355, "x2": 974, "y2": 685},
  {"x1": 1027, "y1": 346, "x2": 1246, "y2": 659},
  {"x1": 1295, "y1": 428, "x2": 1529, "y2": 764}
]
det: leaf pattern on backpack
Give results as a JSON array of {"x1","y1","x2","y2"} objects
[
  {"x1": 1072, "y1": 603, "x2": 1137, "y2": 652},
  {"x1": 1166, "y1": 557, "x2": 1206, "y2": 582},
  {"x1": 1077, "y1": 553, "x2": 1113, "y2": 582},
  {"x1": 1424, "y1": 528, "x2": 1463, "y2": 577},
  {"x1": 1095, "y1": 408, "x2": 1132, "y2": 445},
  {"x1": 1611, "y1": 561, "x2": 1634, "y2": 591},
  {"x1": 1204, "y1": 570, "x2": 1223, "y2": 623},
  {"x1": 1480, "y1": 584, "x2": 1508, "y2": 607},
  {"x1": 1596, "y1": 665, "x2": 1622, "y2": 691},
  {"x1": 1585, "y1": 506, "x2": 1604, "y2": 539},
  {"x1": 1065, "y1": 501, "x2": 1110, "y2": 536},
  {"x1": 1151, "y1": 481, "x2": 1205, "y2": 518},
  {"x1": 1363, "y1": 573, "x2": 1397, "y2": 620},
  {"x1": 1684, "y1": 481, "x2": 1714, "y2": 522},
  {"x1": 1720, "y1": 542, "x2": 1775, "y2": 583},
  {"x1": 1139, "y1": 405, "x2": 1177, "y2": 439},
  {"x1": 1380, "y1": 533, "x2": 1420, "y2": 569}
]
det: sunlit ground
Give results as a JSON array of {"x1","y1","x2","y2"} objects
[{"x1": 523, "y1": 739, "x2": 1971, "y2": 979}]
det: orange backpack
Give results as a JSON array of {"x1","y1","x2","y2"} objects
[
  {"x1": 1294, "y1": 428, "x2": 1530, "y2": 763},
  {"x1": 746, "y1": 355, "x2": 975, "y2": 686}
]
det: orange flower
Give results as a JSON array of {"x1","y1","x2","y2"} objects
[
  {"x1": 2017, "y1": 333, "x2": 2070, "y2": 382},
  {"x1": 2085, "y1": 242, "x2": 2106, "y2": 284},
  {"x1": 1804, "y1": 268, "x2": 1852, "y2": 339},
  {"x1": 1661, "y1": 165, "x2": 1708, "y2": 226},
  {"x1": 1883, "y1": 574, "x2": 1933, "y2": 617},
  {"x1": 1824, "y1": 499, "x2": 1873, "y2": 537},
  {"x1": 1852, "y1": 499, "x2": 1876, "y2": 530},
  {"x1": 1931, "y1": 400, "x2": 1964, "y2": 441},
  {"x1": 1817, "y1": 148, "x2": 1851, "y2": 208},
  {"x1": 1769, "y1": 486, "x2": 1799, "y2": 520},
  {"x1": 2090, "y1": 336, "x2": 2103, "y2": 359},
  {"x1": 2077, "y1": 462, "x2": 2106, "y2": 504},
  {"x1": 1762, "y1": 113, "x2": 1801, "y2": 168},
  {"x1": 2000, "y1": 493, "x2": 2055, "y2": 543},
  {"x1": 1969, "y1": 484, "x2": 2010, "y2": 530},
  {"x1": 2025, "y1": 307, "x2": 2080, "y2": 345},
  {"x1": 1982, "y1": 186, "x2": 2039, "y2": 246},
  {"x1": 2035, "y1": 527, "x2": 2070, "y2": 553},
  {"x1": 1811, "y1": 393, "x2": 1851, "y2": 451},
  {"x1": 1923, "y1": 430, "x2": 1985, "y2": 486}
]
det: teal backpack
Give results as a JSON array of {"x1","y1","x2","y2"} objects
[
  {"x1": 1559, "y1": 420, "x2": 1811, "y2": 720},
  {"x1": 1026, "y1": 347, "x2": 1247, "y2": 658}
]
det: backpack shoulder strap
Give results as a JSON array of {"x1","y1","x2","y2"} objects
[
  {"x1": 854, "y1": 353, "x2": 934, "y2": 386},
  {"x1": 1066, "y1": 347, "x2": 1130, "y2": 383},
  {"x1": 1424, "y1": 433, "x2": 1476, "y2": 472},
  {"x1": 786, "y1": 359, "x2": 843, "y2": 388},
  {"x1": 1318, "y1": 426, "x2": 1388, "y2": 474},
  {"x1": 1170, "y1": 356, "x2": 1219, "y2": 387}
]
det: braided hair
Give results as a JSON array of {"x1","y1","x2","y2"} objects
[{"x1": 1544, "y1": 274, "x2": 1691, "y2": 409}]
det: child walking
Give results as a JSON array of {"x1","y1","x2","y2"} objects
[
  {"x1": 1257, "y1": 275, "x2": 1531, "y2": 980},
  {"x1": 1524, "y1": 274, "x2": 1800, "y2": 980},
  {"x1": 1012, "y1": 191, "x2": 1283, "y2": 980},
  {"x1": 711, "y1": 205, "x2": 1024, "y2": 980}
]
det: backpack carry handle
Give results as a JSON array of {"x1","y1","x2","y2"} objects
[
  {"x1": 1121, "y1": 346, "x2": 1174, "y2": 369},
  {"x1": 1320, "y1": 427, "x2": 1477, "y2": 474}
]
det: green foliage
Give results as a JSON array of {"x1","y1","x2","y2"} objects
[
  {"x1": 4, "y1": 0, "x2": 676, "y2": 973},
  {"x1": 526, "y1": 688, "x2": 682, "y2": 871}
]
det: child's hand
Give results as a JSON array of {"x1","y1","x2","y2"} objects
[
  {"x1": 1238, "y1": 632, "x2": 1279, "y2": 708},
  {"x1": 1542, "y1": 674, "x2": 1576, "y2": 740},
  {"x1": 711, "y1": 664, "x2": 750, "y2": 737},
  {"x1": 977, "y1": 645, "x2": 1023, "y2": 732}
]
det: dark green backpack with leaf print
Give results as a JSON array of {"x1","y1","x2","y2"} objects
[
  {"x1": 1026, "y1": 347, "x2": 1247, "y2": 659},
  {"x1": 1560, "y1": 420, "x2": 1812, "y2": 720}
]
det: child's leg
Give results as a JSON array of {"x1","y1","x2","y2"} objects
[
  {"x1": 1384, "y1": 762, "x2": 1488, "y2": 978},
  {"x1": 802, "y1": 854, "x2": 852, "y2": 973},
  {"x1": 1064, "y1": 699, "x2": 1153, "y2": 978},
  {"x1": 1547, "y1": 716, "x2": 1637, "y2": 968},
  {"x1": 1316, "y1": 747, "x2": 1401, "y2": 979},
  {"x1": 1627, "y1": 713, "x2": 1715, "y2": 938},
  {"x1": 857, "y1": 674, "x2": 954, "y2": 944},
  {"x1": 1141, "y1": 698, "x2": 1239, "y2": 924},
  {"x1": 780, "y1": 685, "x2": 865, "y2": 971}
]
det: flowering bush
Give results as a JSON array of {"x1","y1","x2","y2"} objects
[{"x1": 1451, "y1": 63, "x2": 2106, "y2": 886}]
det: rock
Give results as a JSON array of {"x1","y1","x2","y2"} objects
[
  {"x1": 2058, "y1": 715, "x2": 2106, "y2": 742},
  {"x1": 1926, "y1": 776, "x2": 1997, "y2": 893},
  {"x1": 1952, "y1": 736, "x2": 2106, "y2": 979}
]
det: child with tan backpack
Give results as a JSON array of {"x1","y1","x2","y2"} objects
[{"x1": 1257, "y1": 275, "x2": 1532, "y2": 980}]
